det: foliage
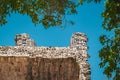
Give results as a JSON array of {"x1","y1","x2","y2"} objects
[
  {"x1": 99, "y1": 0, "x2": 120, "y2": 80},
  {"x1": 99, "y1": 29, "x2": 120, "y2": 79},
  {"x1": 0, "y1": 0, "x2": 77, "y2": 28},
  {"x1": 102, "y1": 0, "x2": 120, "y2": 31},
  {"x1": 79, "y1": 0, "x2": 101, "y2": 4},
  {"x1": 79, "y1": 0, "x2": 120, "y2": 79}
]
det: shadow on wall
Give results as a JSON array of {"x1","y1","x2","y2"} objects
[{"x1": 0, "y1": 57, "x2": 79, "y2": 80}]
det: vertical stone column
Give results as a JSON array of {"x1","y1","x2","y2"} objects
[
  {"x1": 15, "y1": 33, "x2": 36, "y2": 46},
  {"x1": 70, "y1": 32, "x2": 90, "y2": 80}
]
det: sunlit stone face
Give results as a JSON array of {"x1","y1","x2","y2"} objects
[
  {"x1": 15, "y1": 33, "x2": 36, "y2": 46},
  {"x1": 70, "y1": 32, "x2": 87, "y2": 50}
]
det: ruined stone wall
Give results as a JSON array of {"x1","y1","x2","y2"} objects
[{"x1": 0, "y1": 32, "x2": 90, "y2": 80}]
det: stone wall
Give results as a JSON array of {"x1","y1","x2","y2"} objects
[
  {"x1": 0, "y1": 57, "x2": 28, "y2": 80},
  {"x1": 0, "y1": 32, "x2": 90, "y2": 80},
  {"x1": 0, "y1": 57, "x2": 79, "y2": 80}
]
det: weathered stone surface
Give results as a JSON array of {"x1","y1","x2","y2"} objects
[
  {"x1": 15, "y1": 33, "x2": 36, "y2": 46},
  {"x1": 0, "y1": 32, "x2": 90, "y2": 80},
  {"x1": 0, "y1": 57, "x2": 79, "y2": 80},
  {"x1": 0, "y1": 57, "x2": 28, "y2": 80}
]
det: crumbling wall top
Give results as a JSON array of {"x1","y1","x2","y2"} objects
[{"x1": 15, "y1": 33, "x2": 36, "y2": 46}]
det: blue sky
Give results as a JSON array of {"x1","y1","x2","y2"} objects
[{"x1": 0, "y1": 1, "x2": 110, "y2": 80}]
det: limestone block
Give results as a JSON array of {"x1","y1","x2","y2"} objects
[{"x1": 70, "y1": 32, "x2": 88, "y2": 50}]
